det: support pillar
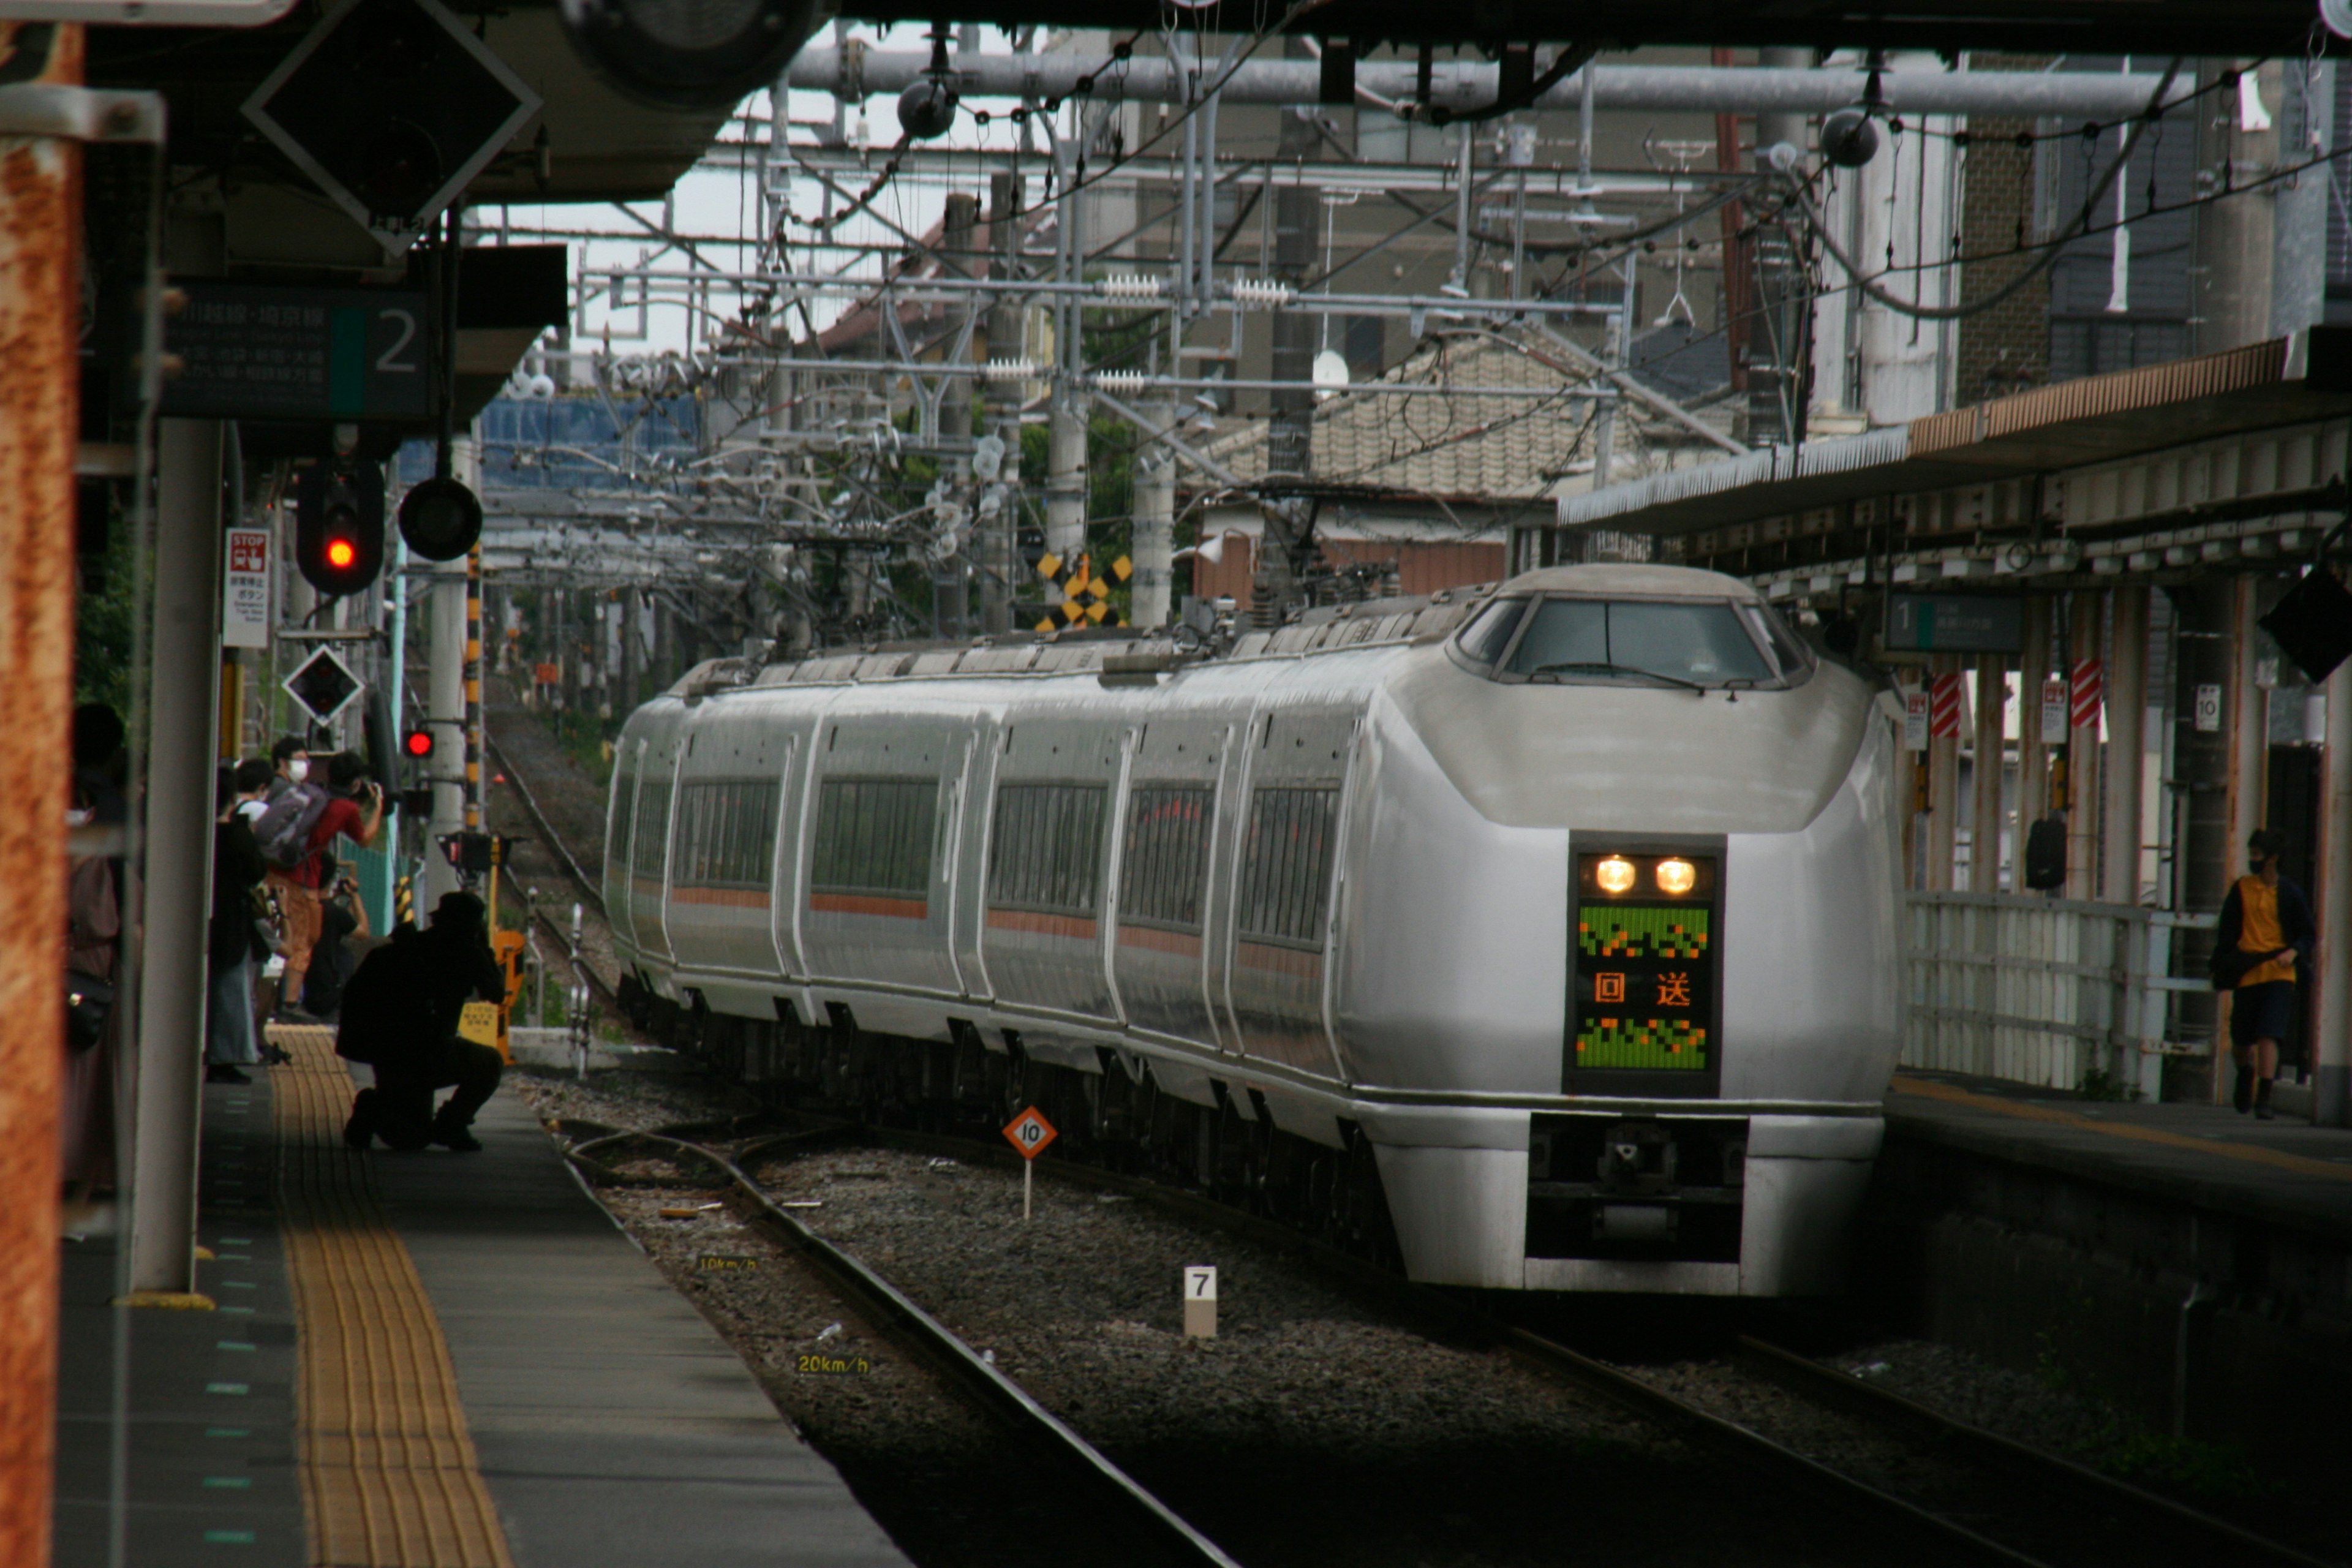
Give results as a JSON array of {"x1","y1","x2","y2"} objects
[
  {"x1": 2015, "y1": 596, "x2": 2053, "y2": 892},
  {"x1": 1132, "y1": 396, "x2": 1177, "y2": 630},
  {"x1": 2318, "y1": 653, "x2": 2352, "y2": 1125},
  {"x1": 129, "y1": 419, "x2": 226, "y2": 1294},
  {"x1": 2226, "y1": 576, "x2": 2269, "y2": 879},
  {"x1": 2102, "y1": 584, "x2": 2149, "y2": 905},
  {"x1": 1970, "y1": 656, "x2": 2008, "y2": 893},
  {"x1": 1927, "y1": 655, "x2": 1961, "y2": 891},
  {"x1": 0, "y1": 21, "x2": 83, "y2": 1545},
  {"x1": 420, "y1": 437, "x2": 472, "y2": 911},
  {"x1": 2067, "y1": 591, "x2": 2105, "y2": 896},
  {"x1": 2174, "y1": 581, "x2": 2236, "y2": 1098}
]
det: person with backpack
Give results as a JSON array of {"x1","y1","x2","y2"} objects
[
  {"x1": 256, "y1": 751, "x2": 383, "y2": 1022},
  {"x1": 340, "y1": 893, "x2": 506, "y2": 1152}
]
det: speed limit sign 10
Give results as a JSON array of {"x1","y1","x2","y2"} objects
[{"x1": 1003, "y1": 1107, "x2": 1058, "y2": 1160}]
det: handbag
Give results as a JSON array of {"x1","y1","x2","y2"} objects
[{"x1": 65, "y1": 970, "x2": 113, "y2": 1053}]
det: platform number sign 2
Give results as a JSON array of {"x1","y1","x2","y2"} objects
[{"x1": 1002, "y1": 1107, "x2": 1057, "y2": 1221}]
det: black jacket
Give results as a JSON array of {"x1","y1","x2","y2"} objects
[
  {"x1": 2212, "y1": 875, "x2": 2317, "y2": 990},
  {"x1": 336, "y1": 921, "x2": 504, "y2": 1065},
  {"x1": 208, "y1": 818, "x2": 268, "y2": 970}
]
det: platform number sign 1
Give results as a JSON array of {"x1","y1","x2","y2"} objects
[{"x1": 1002, "y1": 1107, "x2": 1057, "y2": 1221}]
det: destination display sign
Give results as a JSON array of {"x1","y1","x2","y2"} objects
[
  {"x1": 1568, "y1": 850, "x2": 1722, "y2": 1098},
  {"x1": 161, "y1": 283, "x2": 431, "y2": 423}
]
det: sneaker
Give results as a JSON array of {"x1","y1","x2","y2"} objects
[
  {"x1": 274, "y1": 1005, "x2": 323, "y2": 1027},
  {"x1": 2233, "y1": 1066, "x2": 2254, "y2": 1114},
  {"x1": 205, "y1": 1065, "x2": 252, "y2": 1085},
  {"x1": 343, "y1": 1089, "x2": 377, "y2": 1151},
  {"x1": 429, "y1": 1121, "x2": 483, "y2": 1153},
  {"x1": 2255, "y1": 1080, "x2": 2276, "y2": 1121}
]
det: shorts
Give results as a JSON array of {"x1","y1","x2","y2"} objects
[
  {"x1": 268, "y1": 872, "x2": 321, "y2": 978},
  {"x1": 2230, "y1": 979, "x2": 2297, "y2": 1053}
]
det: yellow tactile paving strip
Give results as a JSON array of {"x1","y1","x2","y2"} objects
[
  {"x1": 270, "y1": 1024, "x2": 516, "y2": 1568},
  {"x1": 1893, "y1": 1073, "x2": 2352, "y2": 1183}
]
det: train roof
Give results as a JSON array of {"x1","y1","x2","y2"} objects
[{"x1": 657, "y1": 562, "x2": 1767, "y2": 701}]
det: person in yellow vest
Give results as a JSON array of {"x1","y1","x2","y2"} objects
[{"x1": 2213, "y1": 829, "x2": 2316, "y2": 1120}]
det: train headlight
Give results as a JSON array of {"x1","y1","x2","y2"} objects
[
  {"x1": 1595, "y1": 856, "x2": 1637, "y2": 895},
  {"x1": 1656, "y1": 858, "x2": 1697, "y2": 896}
]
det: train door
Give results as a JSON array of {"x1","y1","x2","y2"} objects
[
  {"x1": 1110, "y1": 714, "x2": 1228, "y2": 1051},
  {"x1": 1219, "y1": 705, "x2": 1355, "y2": 1080},
  {"x1": 950, "y1": 719, "x2": 1000, "y2": 1002},
  {"x1": 979, "y1": 718, "x2": 1123, "y2": 1023},
  {"x1": 630, "y1": 726, "x2": 684, "y2": 965},
  {"x1": 768, "y1": 728, "x2": 808, "y2": 981}
]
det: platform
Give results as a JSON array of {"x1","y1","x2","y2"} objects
[
  {"x1": 1868, "y1": 1069, "x2": 2352, "y2": 1479},
  {"x1": 54, "y1": 1028, "x2": 912, "y2": 1567}
]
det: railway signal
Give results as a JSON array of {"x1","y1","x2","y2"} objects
[
  {"x1": 295, "y1": 463, "x2": 385, "y2": 597},
  {"x1": 404, "y1": 728, "x2": 434, "y2": 759},
  {"x1": 1002, "y1": 1107, "x2": 1057, "y2": 1221}
]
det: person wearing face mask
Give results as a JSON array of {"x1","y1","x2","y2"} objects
[
  {"x1": 267, "y1": 734, "x2": 311, "y2": 801},
  {"x1": 2213, "y1": 829, "x2": 2316, "y2": 1120}
]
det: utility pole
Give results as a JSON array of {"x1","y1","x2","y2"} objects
[
  {"x1": 981, "y1": 171, "x2": 1025, "y2": 634},
  {"x1": 420, "y1": 437, "x2": 476, "y2": 910},
  {"x1": 1044, "y1": 131, "x2": 1088, "y2": 562},
  {"x1": 1261, "y1": 40, "x2": 1321, "y2": 617},
  {"x1": 937, "y1": 191, "x2": 979, "y2": 638},
  {"x1": 0, "y1": 21, "x2": 80, "y2": 1545}
]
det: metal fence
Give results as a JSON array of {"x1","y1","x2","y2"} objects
[{"x1": 1904, "y1": 892, "x2": 2215, "y2": 1095}]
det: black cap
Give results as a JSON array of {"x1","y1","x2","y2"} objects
[{"x1": 434, "y1": 891, "x2": 486, "y2": 928}]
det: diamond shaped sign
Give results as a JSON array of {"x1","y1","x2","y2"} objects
[
  {"x1": 284, "y1": 647, "x2": 365, "y2": 724},
  {"x1": 242, "y1": 0, "x2": 540, "y2": 257}
]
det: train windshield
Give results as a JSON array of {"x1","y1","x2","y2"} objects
[{"x1": 1497, "y1": 598, "x2": 1778, "y2": 688}]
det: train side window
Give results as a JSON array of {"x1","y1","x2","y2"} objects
[
  {"x1": 1121, "y1": 785, "x2": 1212, "y2": 931},
  {"x1": 607, "y1": 754, "x2": 636, "y2": 874},
  {"x1": 1453, "y1": 597, "x2": 1529, "y2": 665},
  {"x1": 811, "y1": 778, "x2": 936, "y2": 896},
  {"x1": 1237, "y1": 787, "x2": 1340, "y2": 948},
  {"x1": 989, "y1": 783, "x2": 1109, "y2": 916}
]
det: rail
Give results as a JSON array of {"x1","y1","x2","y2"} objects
[{"x1": 1903, "y1": 892, "x2": 2216, "y2": 1096}]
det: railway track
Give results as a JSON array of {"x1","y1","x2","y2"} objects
[
  {"x1": 567, "y1": 1107, "x2": 2330, "y2": 1568},
  {"x1": 559, "y1": 1120, "x2": 1243, "y2": 1568}
]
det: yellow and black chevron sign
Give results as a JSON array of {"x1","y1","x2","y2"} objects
[{"x1": 1032, "y1": 551, "x2": 1134, "y2": 632}]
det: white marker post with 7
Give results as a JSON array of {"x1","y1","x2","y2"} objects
[{"x1": 1183, "y1": 1266, "x2": 1216, "y2": 1338}]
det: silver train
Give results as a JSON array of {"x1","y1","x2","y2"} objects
[{"x1": 603, "y1": 563, "x2": 1903, "y2": 1295}]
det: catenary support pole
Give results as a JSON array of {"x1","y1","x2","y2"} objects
[
  {"x1": 980, "y1": 172, "x2": 1024, "y2": 635},
  {"x1": 1132, "y1": 396, "x2": 1177, "y2": 630},
  {"x1": 420, "y1": 441, "x2": 475, "y2": 909},
  {"x1": 0, "y1": 20, "x2": 83, "y2": 1553},
  {"x1": 129, "y1": 418, "x2": 225, "y2": 1294},
  {"x1": 2318, "y1": 652, "x2": 2352, "y2": 1125}
]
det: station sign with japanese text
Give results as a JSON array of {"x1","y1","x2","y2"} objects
[{"x1": 161, "y1": 283, "x2": 430, "y2": 423}]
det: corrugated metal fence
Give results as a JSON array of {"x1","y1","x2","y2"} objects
[{"x1": 1904, "y1": 892, "x2": 2215, "y2": 1095}]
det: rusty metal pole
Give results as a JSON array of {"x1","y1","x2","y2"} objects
[{"x1": 0, "y1": 20, "x2": 85, "y2": 1561}]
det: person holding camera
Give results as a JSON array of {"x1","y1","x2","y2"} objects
[{"x1": 260, "y1": 752, "x2": 383, "y2": 1023}]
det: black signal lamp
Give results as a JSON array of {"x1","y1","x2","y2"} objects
[
  {"x1": 398, "y1": 474, "x2": 483, "y2": 560},
  {"x1": 296, "y1": 462, "x2": 386, "y2": 597}
]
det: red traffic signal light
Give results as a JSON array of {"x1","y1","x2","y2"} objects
[
  {"x1": 296, "y1": 462, "x2": 385, "y2": 597},
  {"x1": 403, "y1": 728, "x2": 433, "y2": 758}
]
